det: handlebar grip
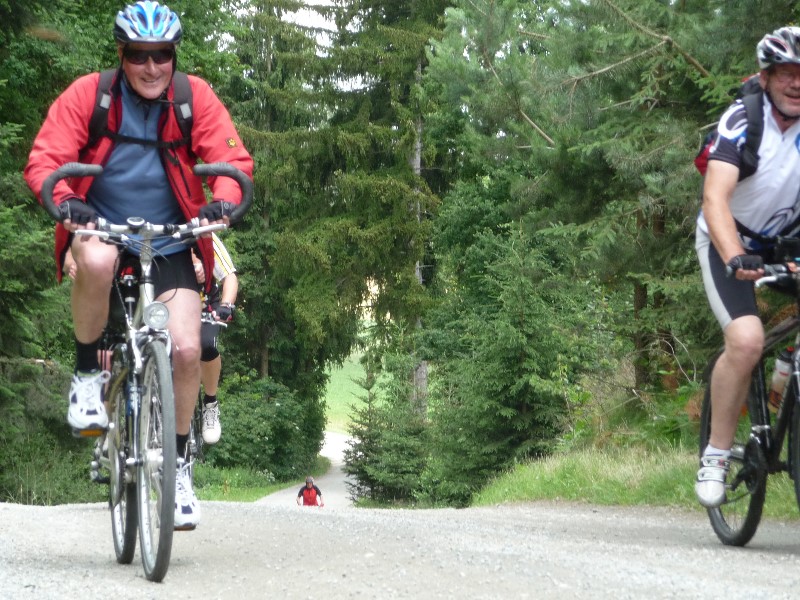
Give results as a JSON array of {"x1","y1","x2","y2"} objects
[
  {"x1": 193, "y1": 163, "x2": 253, "y2": 225},
  {"x1": 40, "y1": 163, "x2": 104, "y2": 222}
]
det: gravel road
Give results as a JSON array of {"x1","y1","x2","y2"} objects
[{"x1": 3, "y1": 433, "x2": 800, "y2": 599}]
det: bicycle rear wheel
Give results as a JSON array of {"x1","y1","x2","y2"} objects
[
  {"x1": 699, "y1": 354, "x2": 767, "y2": 546},
  {"x1": 107, "y1": 352, "x2": 137, "y2": 564},
  {"x1": 787, "y1": 383, "x2": 800, "y2": 507},
  {"x1": 136, "y1": 339, "x2": 176, "y2": 582}
]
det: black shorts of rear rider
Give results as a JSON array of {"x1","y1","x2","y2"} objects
[
  {"x1": 696, "y1": 230, "x2": 759, "y2": 329},
  {"x1": 200, "y1": 319, "x2": 220, "y2": 362}
]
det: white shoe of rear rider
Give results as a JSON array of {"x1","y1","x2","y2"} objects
[
  {"x1": 175, "y1": 459, "x2": 201, "y2": 530},
  {"x1": 67, "y1": 370, "x2": 110, "y2": 431},
  {"x1": 202, "y1": 401, "x2": 221, "y2": 445},
  {"x1": 695, "y1": 455, "x2": 730, "y2": 508}
]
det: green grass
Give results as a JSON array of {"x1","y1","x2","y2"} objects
[
  {"x1": 473, "y1": 445, "x2": 800, "y2": 519},
  {"x1": 195, "y1": 455, "x2": 330, "y2": 502},
  {"x1": 324, "y1": 352, "x2": 364, "y2": 434}
]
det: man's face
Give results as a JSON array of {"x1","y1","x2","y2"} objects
[
  {"x1": 763, "y1": 64, "x2": 800, "y2": 119},
  {"x1": 118, "y1": 43, "x2": 174, "y2": 100}
]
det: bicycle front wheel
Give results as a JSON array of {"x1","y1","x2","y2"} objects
[
  {"x1": 107, "y1": 350, "x2": 137, "y2": 564},
  {"x1": 699, "y1": 354, "x2": 767, "y2": 546},
  {"x1": 136, "y1": 339, "x2": 176, "y2": 582}
]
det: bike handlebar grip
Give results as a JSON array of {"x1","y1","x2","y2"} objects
[
  {"x1": 193, "y1": 163, "x2": 253, "y2": 225},
  {"x1": 40, "y1": 163, "x2": 104, "y2": 222}
]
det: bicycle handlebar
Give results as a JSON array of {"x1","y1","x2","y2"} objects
[
  {"x1": 192, "y1": 162, "x2": 253, "y2": 225},
  {"x1": 40, "y1": 162, "x2": 253, "y2": 225},
  {"x1": 754, "y1": 264, "x2": 793, "y2": 289}
]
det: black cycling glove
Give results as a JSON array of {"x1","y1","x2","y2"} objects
[
  {"x1": 726, "y1": 254, "x2": 763, "y2": 276},
  {"x1": 198, "y1": 200, "x2": 235, "y2": 222},
  {"x1": 215, "y1": 303, "x2": 235, "y2": 323},
  {"x1": 58, "y1": 197, "x2": 96, "y2": 225}
]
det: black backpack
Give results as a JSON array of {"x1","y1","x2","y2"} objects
[
  {"x1": 84, "y1": 68, "x2": 193, "y2": 152},
  {"x1": 694, "y1": 75, "x2": 763, "y2": 181}
]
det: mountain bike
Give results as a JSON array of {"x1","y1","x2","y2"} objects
[
  {"x1": 41, "y1": 161, "x2": 252, "y2": 581},
  {"x1": 699, "y1": 237, "x2": 800, "y2": 546}
]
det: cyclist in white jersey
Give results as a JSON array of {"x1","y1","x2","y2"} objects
[{"x1": 696, "y1": 26, "x2": 800, "y2": 508}]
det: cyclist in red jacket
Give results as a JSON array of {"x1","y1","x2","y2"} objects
[
  {"x1": 24, "y1": 1, "x2": 253, "y2": 530},
  {"x1": 297, "y1": 476, "x2": 325, "y2": 507}
]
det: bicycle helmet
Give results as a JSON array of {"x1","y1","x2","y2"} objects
[
  {"x1": 757, "y1": 26, "x2": 800, "y2": 69},
  {"x1": 114, "y1": 1, "x2": 182, "y2": 45}
]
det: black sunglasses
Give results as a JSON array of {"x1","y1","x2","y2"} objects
[{"x1": 123, "y1": 47, "x2": 175, "y2": 65}]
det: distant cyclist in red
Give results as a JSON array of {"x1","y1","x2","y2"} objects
[{"x1": 297, "y1": 476, "x2": 324, "y2": 507}]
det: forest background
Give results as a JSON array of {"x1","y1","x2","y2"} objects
[{"x1": 3, "y1": 0, "x2": 799, "y2": 508}]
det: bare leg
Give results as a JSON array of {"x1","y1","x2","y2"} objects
[
  {"x1": 709, "y1": 315, "x2": 764, "y2": 449},
  {"x1": 71, "y1": 236, "x2": 118, "y2": 343},
  {"x1": 201, "y1": 355, "x2": 222, "y2": 396},
  {"x1": 160, "y1": 287, "x2": 202, "y2": 436}
]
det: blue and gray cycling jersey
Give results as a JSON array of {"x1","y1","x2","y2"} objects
[{"x1": 87, "y1": 78, "x2": 184, "y2": 256}]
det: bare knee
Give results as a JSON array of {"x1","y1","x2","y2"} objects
[
  {"x1": 172, "y1": 339, "x2": 201, "y2": 370},
  {"x1": 723, "y1": 318, "x2": 764, "y2": 369}
]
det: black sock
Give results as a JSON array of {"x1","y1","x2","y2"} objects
[
  {"x1": 203, "y1": 393, "x2": 217, "y2": 406},
  {"x1": 75, "y1": 337, "x2": 101, "y2": 373},
  {"x1": 177, "y1": 434, "x2": 188, "y2": 460}
]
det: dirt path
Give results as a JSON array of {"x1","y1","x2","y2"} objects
[
  {"x1": 256, "y1": 431, "x2": 353, "y2": 509},
  {"x1": 4, "y1": 434, "x2": 800, "y2": 598}
]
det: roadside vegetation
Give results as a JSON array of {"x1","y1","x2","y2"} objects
[{"x1": 7, "y1": 1, "x2": 800, "y2": 520}]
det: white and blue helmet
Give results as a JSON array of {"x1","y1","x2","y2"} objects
[
  {"x1": 114, "y1": 1, "x2": 182, "y2": 45},
  {"x1": 757, "y1": 26, "x2": 800, "y2": 70}
]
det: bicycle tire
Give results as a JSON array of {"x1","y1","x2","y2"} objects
[
  {"x1": 107, "y1": 351, "x2": 137, "y2": 564},
  {"x1": 699, "y1": 353, "x2": 767, "y2": 546},
  {"x1": 788, "y1": 382, "x2": 800, "y2": 507},
  {"x1": 136, "y1": 339, "x2": 176, "y2": 582}
]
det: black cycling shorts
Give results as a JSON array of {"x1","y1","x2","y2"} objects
[
  {"x1": 696, "y1": 229, "x2": 758, "y2": 329},
  {"x1": 117, "y1": 249, "x2": 197, "y2": 298}
]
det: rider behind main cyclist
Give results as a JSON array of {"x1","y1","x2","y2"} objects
[
  {"x1": 695, "y1": 26, "x2": 800, "y2": 508},
  {"x1": 24, "y1": 0, "x2": 254, "y2": 529},
  {"x1": 192, "y1": 232, "x2": 238, "y2": 445}
]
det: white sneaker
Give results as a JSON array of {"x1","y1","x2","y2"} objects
[
  {"x1": 174, "y1": 459, "x2": 200, "y2": 530},
  {"x1": 202, "y1": 401, "x2": 221, "y2": 445},
  {"x1": 68, "y1": 370, "x2": 110, "y2": 432},
  {"x1": 695, "y1": 455, "x2": 730, "y2": 508}
]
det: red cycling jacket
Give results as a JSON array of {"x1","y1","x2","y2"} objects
[{"x1": 24, "y1": 69, "x2": 254, "y2": 286}]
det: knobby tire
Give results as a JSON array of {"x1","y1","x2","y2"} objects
[
  {"x1": 699, "y1": 353, "x2": 767, "y2": 546},
  {"x1": 137, "y1": 340, "x2": 176, "y2": 582}
]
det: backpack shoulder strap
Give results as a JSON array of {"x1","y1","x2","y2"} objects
[
  {"x1": 84, "y1": 69, "x2": 117, "y2": 152},
  {"x1": 171, "y1": 71, "x2": 193, "y2": 144},
  {"x1": 738, "y1": 88, "x2": 764, "y2": 180},
  {"x1": 84, "y1": 69, "x2": 193, "y2": 153}
]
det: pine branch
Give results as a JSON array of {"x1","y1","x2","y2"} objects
[
  {"x1": 518, "y1": 29, "x2": 549, "y2": 41},
  {"x1": 562, "y1": 41, "x2": 669, "y2": 88},
  {"x1": 598, "y1": 0, "x2": 710, "y2": 78},
  {"x1": 481, "y1": 49, "x2": 555, "y2": 146}
]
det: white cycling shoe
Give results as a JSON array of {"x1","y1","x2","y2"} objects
[
  {"x1": 67, "y1": 370, "x2": 110, "y2": 434},
  {"x1": 174, "y1": 459, "x2": 201, "y2": 530},
  {"x1": 695, "y1": 455, "x2": 730, "y2": 508}
]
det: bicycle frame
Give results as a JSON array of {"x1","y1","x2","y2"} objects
[{"x1": 747, "y1": 282, "x2": 800, "y2": 473}]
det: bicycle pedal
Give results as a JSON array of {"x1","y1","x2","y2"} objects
[
  {"x1": 72, "y1": 427, "x2": 106, "y2": 438},
  {"x1": 90, "y1": 471, "x2": 110, "y2": 485}
]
